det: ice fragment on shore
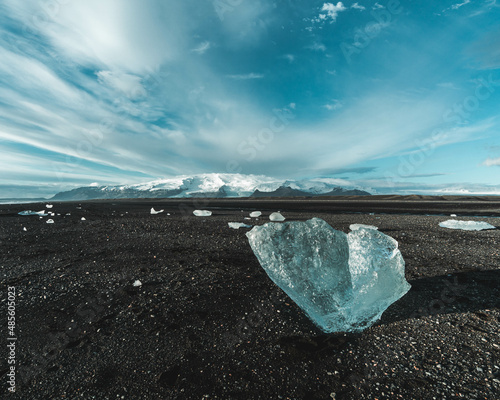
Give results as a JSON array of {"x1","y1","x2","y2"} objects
[
  {"x1": 133, "y1": 280, "x2": 142, "y2": 287},
  {"x1": 269, "y1": 212, "x2": 285, "y2": 221},
  {"x1": 150, "y1": 208, "x2": 164, "y2": 215},
  {"x1": 250, "y1": 211, "x2": 262, "y2": 218},
  {"x1": 46, "y1": 219, "x2": 54, "y2": 224},
  {"x1": 228, "y1": 222, "x2": 252, "y2": 229},
  {"x1": 23, "y1": 227, "x2": 27, "y2": 231},
  {"x1": 81, "y1": 217, "x2": 86, "y2": 221},
  {"x1": 349, "y1": 224, "x2": 378, "y2": 231},
  {"x1": 439, "y1": 220, "x2": 495, "y2": 231},
  {"x1": 193, "y1": 210, "x2": 212, "y2": 217},
  {"x1": 46, "y1": 204, "x2": 53, "y2": 208},
  {"x1": 18, "y1": 210, "x2": 48, "y2": 216},
  {"x1": 246, "y1": 218, "x2": 410, "y2": 333},
  {"x1": 450, "y1": 214, "x2": 457, "y2": 217}
]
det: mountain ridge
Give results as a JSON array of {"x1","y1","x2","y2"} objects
[{"x1": 50, "y1": 173, "x2": 371, "y2": 201}]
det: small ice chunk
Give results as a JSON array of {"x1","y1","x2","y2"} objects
[
  {"x1": 269, "y1": 212, "x2": 285, "y2": 222},
  {"x1": 193, "y1": 210, "x2": 212, "y2": 217},
  {"x1": 167, "y1": 213, "x2": 171, "y2": 215},
  {"x1": 81, "y1": 217, "x2": 86, "y2": 221},
  {"x1": 246, "y1": 218, "x2": 410, "y2": 333},
  {"x1": 228, "y1": 222, "x2": 252, "y2": 229},
  {"x1": 350, "y1": 224, "x2": 378, "y2": 231},
  {"x1": 250, "y1": 211, "x2": 262, "y2": 218},
  {"x1": 66, "y1": 213, "x2": 71, "y2": 216},
  {"x1": 244, "y1": 217, "x2": 251, "y2": 220},
  {"x1": 46, "y1": 204, "x2": 53, "y2": 208},
  {"x1": 132, "y1": 280, "x2": 142, "y2": 287},
  {"x1": 46, "y1": 219, "x2": 54, "y2": 224},
  {"x1": 450, "y1": 214, "x2": 457, "y2": 217},
  {"x1": 23, "y1": 227, "x2": 27, "y2": 231},
  {"x1": 18, "y1": 210, "x2": 48, "y2": 216},
  {"x1": 18, "y1": 210, "x2": 35, "y2": 216},
  {"x1": 439, "y1": 220, "x2": 495, "y2": 231},
  {"x1": 150, "y1": 208, "x2": 164, "y2": 215}
]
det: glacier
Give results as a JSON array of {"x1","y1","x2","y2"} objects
[
  {"x1": 246, "y1": 218, "x2": 411, "y2": 333},
  {"x1": 439, "y1": 220, "x2": 496, "y2": 231}
]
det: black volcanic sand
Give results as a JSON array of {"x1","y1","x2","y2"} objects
[{"x1": 1, "y1": 199, "x2": 499, "y2": 399}]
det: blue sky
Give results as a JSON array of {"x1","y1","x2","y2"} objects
[{"x1": 0, "y1": 0, "x2": 499, "y2": 197}]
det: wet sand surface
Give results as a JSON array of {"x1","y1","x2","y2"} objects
[{"x1": 1, "y1": 199, "x2": 499, "y2": 399}]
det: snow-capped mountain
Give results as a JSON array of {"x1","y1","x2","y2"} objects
[{"x1": 51, "y1": 173, "x2": 371, "y2": 201}]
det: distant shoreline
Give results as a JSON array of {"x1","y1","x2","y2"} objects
[{"x1": 2, "y1": 196, "x2": 500, "y2": 217}]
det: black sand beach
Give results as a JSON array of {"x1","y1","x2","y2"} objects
[{"x1": 1, "y1": 198, "x2": 499, "y2": 399}]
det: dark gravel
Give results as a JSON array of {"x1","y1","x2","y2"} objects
[{"x1": 0, "y1": 199, "x2": 499, "y2": 399}]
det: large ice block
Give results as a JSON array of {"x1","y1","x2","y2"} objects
[{"x1": 246, "y1": 218, "x2": 411, "y2": 333}]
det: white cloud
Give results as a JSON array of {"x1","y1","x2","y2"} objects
[
  {"x1": 452, "y1": 0, "x2": 471, "y2": 10},
  {"x1": 351, "y1": 3, "x2": 366, "y2": 11},
  {"x1": 308, "y1": 42, "x2": 327, "y2": 51},
  {"x1": 192, "y1": 41, "x2": 211, "y2": 54},
  {"x1": 227, "y1": 73, "x2": 264, "y2": 80},
  {"x1": 97, "y1": 71, "x2": 145, "y2": 98},
  {"x1": 323, "y1": 100, "x2": 343, "y2": 110},
  {"x1": 320, "y1": 2, "x2": 347, "y2": 22},
  {"x1": 282, "y1": 54, "x2": 296, "y2": 63},
  {"x1": 483, "y1": 157, "x2": 500, "y2": 166},
  {"x1": 3, "y1": 1, "x2": 190, "y2": 73}
]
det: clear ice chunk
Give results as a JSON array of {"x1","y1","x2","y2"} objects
[
  {"x1": 269, "y1": 212, "x2": 285, "y2": 221},
  {"x1": 193, "y1": 210, "x2": 212, "y2": 217},
  {"x1": 349, "y1": 224, "x2": 378, "y2": 231},
  {"x1": 246, "y1": 218, "x2": 411, "y2": 333},
  {"x1": 439, "y1": 220, "x2": 495, "y2": 231},
  {"x1": 150, "y1": 208, "x2": 164, "y2": 214},
  {"x1": 18, "y1": 210, "x2": 48, "y2": 216},
  {"x1": 228, "y1": 222, "x2": 252, "y2": 229},
  {"x1": 250, "y1": 211, "x2": 262, "y2": 218}
]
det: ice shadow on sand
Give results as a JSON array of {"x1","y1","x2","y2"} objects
[
  {"x1": 378, "y1": 268, "x2": 500, "y2": 325},
  {"x1": 276, "y1": 269, "x2": 499, "y2": 354}
]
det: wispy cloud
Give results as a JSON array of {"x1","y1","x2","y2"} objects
[
  {"x1": 351, "y1": 3, "x2": 366, "y2": 11},
  {"x1": 227, "y1": 73, "x2": 264, "y2": 80},
  {"x1": 281, "y1": 54, "x2": 296, "y2": 63},
  {"x1": 452, "y1": 0, "x2": 471, "y2": 10},
  {"x1": 307, "y1": 42, "x2": 327, "y2": 52},
  {"x1": 192, "y1": 41, "x2": 211, "y2": 54},
  {"x1": 323, "y1": 100, "x2": 343, "y2": 111},
  {"x1": 483, "y1": 157, "x2": 500, "y2": 166}
]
